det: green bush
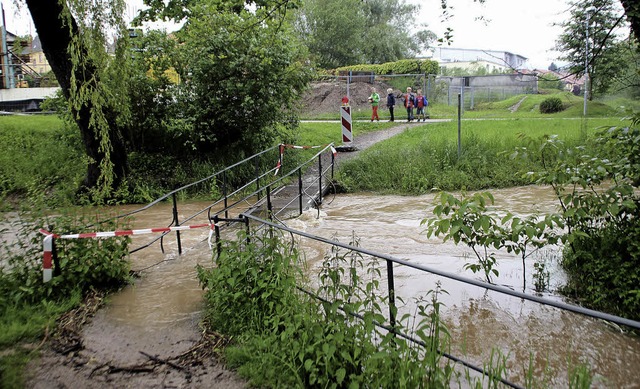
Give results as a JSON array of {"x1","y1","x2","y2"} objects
[
  {"x1": 539, "y1": 97, "x2": 564, "y2": 113},
  {"x1": 335, "y1": 59, "x2": 439, "y2": 75},
  {"x1": 518, "y1": 125, "x2": 640, "y2": 320}
]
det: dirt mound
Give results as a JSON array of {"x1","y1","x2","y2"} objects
[{"x1": 302, "y1": 81, "x2": 398, "y2": 117}]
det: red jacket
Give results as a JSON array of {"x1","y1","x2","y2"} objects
[{"x1": 404, "y1": 93, "x2": 415, "y2": 108}]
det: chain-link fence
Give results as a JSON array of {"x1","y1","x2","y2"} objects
[
  {"x1": 310, "y1": 72, "x2": 538, "y2": 116},
  {"x1": 428, "y1": 74, "x2": 538, "y2": 110}
]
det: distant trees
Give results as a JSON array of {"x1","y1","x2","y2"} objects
[
  {"x1": 555, "y1": 0, "x2": 629, "y2": 99},
  {"x1": 294, "y1": 0, "x2": 435, "y2": 69}
]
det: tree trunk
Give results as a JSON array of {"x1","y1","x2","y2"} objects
[
  {"x1": 620, "y1": 0, "x2": 640, "y2": 44},
  {"x1": 24, "y1": 0, "x2": 128, "y2": 195}
]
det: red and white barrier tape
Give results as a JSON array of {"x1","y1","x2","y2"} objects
[
  {"x1": 39, "y1": 223, "x2": 215, "y2": 239},
  {"x1": 38, "y1": 223, "x2": 216, "y2": 282}
]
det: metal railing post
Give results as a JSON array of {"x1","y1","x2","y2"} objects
[
  {"x1": 243, "y1": 215, "x2": 251, "y2": 244},
  {"x1": 213, "y1": 214, "x2": 221, "y2": 260},
  {"x1": 223, "y1": 170, "x2": 228, "y2": 219},
  {"x1": 298, "y1": 168, "x2": 303, "y2": 215},
  {"x1": 172, "y1": 192, "x2": 182, "y2": 255},
  {"x1": 255, "y1": 155, "x2": 261, "y2": 201},
  {"x1": 386, "y1": 259, "x2": 397, "y2": 335},
  {"x1": 318, "y1": 154, "x2": 323, "y2": 205},
  {"x1": 331, "y1": 150, "x2": 335, "y2": 180},
  {"x1": 266, "y1": 185, "x2": 273, "y2": 220}
]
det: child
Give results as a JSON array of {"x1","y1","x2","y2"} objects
[
  {"x1": 368, "y1": 87, "x2": 380, "y2": 122},
  {"x1": 403, "y1": 87, "x2": 415, "y2": 122},
  {"x1": 386, "y1": 88, "x2": 395, "y2": 122},
  {"x1": 415, "y1": 89, "x2": 428, "y2": 122}
]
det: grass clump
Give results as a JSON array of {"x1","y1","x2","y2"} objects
[
  {"x1": 539, "y1": 97, "x2": 564, "y2": 114},
  {"x1": 0, "y1": 116, "x2": 83, "y2": 208}
]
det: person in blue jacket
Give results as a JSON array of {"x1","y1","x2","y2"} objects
[{"x1": 386, "y1": 88, "x2": 396, "y2": 122}]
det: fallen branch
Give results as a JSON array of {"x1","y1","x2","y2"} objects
[{"x1": 140, "y1": 350, "x2": 192, "y2": 378}]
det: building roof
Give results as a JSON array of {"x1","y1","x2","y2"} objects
[{"x1": 20, "y1": 36, "x2": 42, "y2": 55}]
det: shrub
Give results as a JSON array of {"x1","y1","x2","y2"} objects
[
  {"x1": 335, "y1": 59, "x2": 439, "y2": 76},
  {"x1": 539, "y1": 97, "x2": 564, "y2": 113}
]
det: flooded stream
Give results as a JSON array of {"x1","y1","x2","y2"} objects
[
  {"x1": 298, "y1": 186, "x2": 640, "y2": 388},
  {"x1": 16, "y1": 186, "x2": 639, "y2": 386}
]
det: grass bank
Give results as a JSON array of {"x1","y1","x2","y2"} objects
[
  {"x1": 0, "y1": 115, "x2": 83, "y2": 209},
  {"x1": 335, "y1": 117, "x2": 619, "y2": 194}
]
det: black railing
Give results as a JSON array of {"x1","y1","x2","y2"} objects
[
  {"x1": 236, "y1": 212, "x2": 640, "y2": 389},
  {"x1": 81, "y1": 143, "x2": 335, "y2": 256}
]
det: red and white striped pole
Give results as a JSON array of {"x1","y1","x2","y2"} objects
[
  {"x1": 43, "y1": 234, "x2": 53, "y2": 282},
  {"x1": 341, "y1": 105, "x2": 353, "y2": 144}
]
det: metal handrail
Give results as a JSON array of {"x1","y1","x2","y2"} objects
[{"x1": 238, "y1": 212, "x2": 640, "y2": 388}]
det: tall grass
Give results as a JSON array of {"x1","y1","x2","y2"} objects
[
  {"x1": 0, "y1": 115, "x2": 83, "y2": 208},
  {"x1": 336, "y1": 118, "x2": 614, "y2": 194}
]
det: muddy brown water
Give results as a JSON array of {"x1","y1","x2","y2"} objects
[{"x1": 16, "y1": 186, "x2": 640, "y2": 387}]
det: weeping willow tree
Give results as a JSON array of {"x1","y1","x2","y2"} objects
[{"x1": 24, "y1": 0, "x2": 131, "y2": 201}]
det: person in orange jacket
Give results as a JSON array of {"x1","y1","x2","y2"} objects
[{"x1": 368, "y1": 87, "x2": 380, "y2": 122}]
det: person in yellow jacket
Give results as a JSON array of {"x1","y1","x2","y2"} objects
[{"x1": 368, "y1": 87, "x2": 380, "y2": 122}]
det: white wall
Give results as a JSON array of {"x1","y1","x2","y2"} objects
[{"x1": 0, "y1": 87, "x2": 59, "y2": 102}]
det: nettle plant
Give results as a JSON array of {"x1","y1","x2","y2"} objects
[{"x1": 423, "y1": 191, "x2": 561, "y2": 290}]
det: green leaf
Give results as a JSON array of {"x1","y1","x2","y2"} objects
[{"x1": 336, "y1": 368, "x2": 346, "y2": 384}]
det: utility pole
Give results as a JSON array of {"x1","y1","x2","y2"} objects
[{"x1": 583, "y1": 12, "x2": 589, "y2": 117}]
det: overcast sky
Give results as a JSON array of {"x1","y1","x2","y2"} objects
[{"x1": 407, "y1": 0, "x2": 573, "y2": 69}]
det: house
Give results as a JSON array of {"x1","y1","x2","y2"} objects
[
  {"x1": 19, "y1": 35, "x2": 52, "y2": 83},
  {"x1": 432, "y1": 47, "x2": 528, "y2": 70},
  {"x1": 529, "y1": 68, "x2": 585, "y2": 95},
  {"x1": 438, "y1": 59, "x2": 508, "y2": 75}
]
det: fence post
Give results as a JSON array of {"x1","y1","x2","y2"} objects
[
  {"x1": 172, "y1": 192, "x2": 182, "y2": 255},
  {"x1": 458, "y1": 93, "x2": 462, "y2": 159},
  {"x1": 298, "y1": 167, "x2": 303, "y2": 215},
  {"x1": 386, "y1": 259, "x2": 397, "y2": 334},
  {"x1": 43, "y1": 234, "x2": 53, "y2": 282},
  {"x1": 318, "y1": 154, "x2": 323, "y2": 205}
]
